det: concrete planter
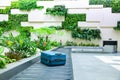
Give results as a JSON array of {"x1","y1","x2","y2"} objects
[{"x1": 0, "y1": 54, "x2": 40, "y2": 80}]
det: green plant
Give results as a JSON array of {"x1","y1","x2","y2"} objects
[
  {"x1": 65, "y1": 41, "x2": 77, "y2": 46},
  {"x1": 49, "y1": 26, "x2": 64, "y2": 30},
  {"x1": 0, "y1": 14, "x2": 28, "y2": 32},
  {"x1": 19, "y1": 0, "x2": 43, "y2": 11},
  {"x1": 1, "y1": 34, "x2": 37, "y2": 58},
  {"x1": 62, "y1": 14, "x2": 86, "y2": 30},
  {"x1": 35, "y1": 36, "x2": 51, "y2": 50},
  {"x1": 46, "y1": 5, "x2": 67, "y2": 16},
  {"x1": 17, "y1": 27, "x2": 33, "y2": 37},
  {"x1": 89, "y1": 0, "x2": 112, "y2": 7},
  {"x1": 0, "y1": 7, "x2": 11, "y2": 14},
  {"x1": 51, "y1": 40, "x2": 61, "y2": 47},
  {"x1": 72, "y1": 28, "x2": 101, "y2": 41},
  {"x1": 0, "y1": 47, "x2": 6, "y2": 68},
  {"x1": 114, "y1": 21, "x2": 120, "y2": 30},
  {"x1": 11, "y1": 1, "x2": 19, "y2": 9},
  {"x1": 31, "y1": 27, "x2": 56, "y2": 38},
  {"x1": 112, "y1": 0, "x2": 120, "y2": 13},
  {"x1": 0, "y1": 47, "x2": 15, "y2": 68},
  {"x1": 79, "y1": 42, "x2": 99, "y2": 46}
]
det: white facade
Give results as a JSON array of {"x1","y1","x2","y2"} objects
[{"x1": 0, "y1": 0, "x2": 120, "y2": 51}]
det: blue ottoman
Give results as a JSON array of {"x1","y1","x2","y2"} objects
[{"x1": 41, "y1": 51, "x2": 66, "y2": 66}]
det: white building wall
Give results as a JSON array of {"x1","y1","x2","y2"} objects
[
  {"x1": 0, "y1": 14, "x2": 8, "y2": 21},
  {"x1": 0, "y1": 0, "x2": 11, "y2": 8},
  {"x1": 28, "y1": 9, "x2": 64, "y2": 22},
  {"x1": 21, "y1": 22, "x2": 62, "y2": 28}
]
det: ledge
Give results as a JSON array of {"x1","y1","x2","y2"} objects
[{"x1": 0, "y1": 53, "x2": 40, "y2": 80}]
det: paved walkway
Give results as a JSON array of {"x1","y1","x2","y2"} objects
[
  {"x1": 10, "y1": 48, "x2": 73, "y2": 80},
  {"x1": 72, "y1": 53, "x2": 120, "y2": 80}
]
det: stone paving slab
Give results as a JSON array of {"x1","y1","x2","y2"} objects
[
  {"x1": 72, "y1": 53, "x2": 120, "y2": 80},
  {"x1": 10, "y1": 48, "x2": 73, "y2": 80}
]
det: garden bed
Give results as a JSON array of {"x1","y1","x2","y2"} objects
[{"x1": 0, "y1": 53, "x2": 39, "y2": 80}]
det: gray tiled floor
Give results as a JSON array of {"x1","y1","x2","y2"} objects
[{"x1": 72, "y1": 53, "x2": 120, "y2": 80}]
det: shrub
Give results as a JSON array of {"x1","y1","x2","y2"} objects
[
  {"x1": 1, "y1": 34, "x2": 37, "y2": 58},
  {"x1": 46, "y1": 5, "x2": 67, "y2": 16}
]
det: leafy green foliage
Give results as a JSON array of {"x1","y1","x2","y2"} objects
[
  {"x1": 17, "y1": 27, "x2": 32, "y2": 37},
  {"x1": 46, "y1": 5, "x2": 67, "y2": 16},
  {"x1": 51, "y1": 40, "x2": 61, "y2": 47},
  {"x1": 112, "y1": 0, "x2": 120, "y2": 13},
  {"x1": 78, "y1": 42, "x2": 99, "y2": 46},
  {"x1": 72, "y1": 28, "x2": 101, "y2": 41},
  {"x1": 49, "y1": 26, "x2": 64, "y2": 30},
  {"x1": 19, "y1": 0, "x2": 43, "y2": 11},
  {"x1": 35, "y1": 36, "x2": 51, "y2": 50},
  {"x1": 11, "y1": 1, "x2": 19, "y2": 9},
  {"x1": 62, "y1": 14, "x2": 86, "y2": 30},
  {"x1": 89, "y1": 0, "x2": 120, "y2": 13},
  {"x1": 31, "y1": 27, "x2": 56, "y2": 36},
  {"x1": 114, "y1": 21, "x2": 120, "y2": 30},
  {"x1": 0, "y1": 58, "x2": 6, "y2": 68},
  {"x1": 65, "y1": 41, "x2": 99, "y2": 46},
  {"x1": 65, "y1": 41, "x2": 77, "y2": 46},
  {"x1": 89, "y1": 0, "x2": 112, "y2": 7},
  {"x1": 0, "y1": 47, "x2": 15, "y2": 68},
  {"x1": 1, "y1": 34, "x2": 37, "y2": 58},
  {"x1": 0, "y1": 14, "x2": 28, "y2": 32},
  {"x1": 0, "y1": 7, "x2": 11, "y2": 14}
]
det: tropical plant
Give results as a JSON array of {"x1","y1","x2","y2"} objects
[
  {"x1": 35, "y1": 36, "x2": 51, "y2": 50},
  {"x1": 1, "y1": 34, "x2": 37, "y2": 58}
]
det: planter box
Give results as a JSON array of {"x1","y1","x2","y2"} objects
[{"x1": 0, "y1": 54, "x2": 39, "y2": 80}]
